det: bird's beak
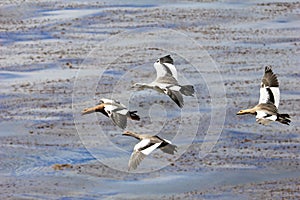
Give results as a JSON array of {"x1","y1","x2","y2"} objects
[
  {"x1": 236, "y1": 110, "x2": 244, "y2": 115},
  {"x1": 122, "y1": 130, "x2": 133, "y2": 136},
  {"x1": 122, "y1": 131, "x2": 130, "y2": 136},
  {"x1": 81, "y1": 105, "x2": 100, "y2": 115},
  {"x1": 132, "y1": 83, "x2": 144, "y2": 91},
  {"x1": 132, "y1": 83, "x2": 140, "y2": 87}
]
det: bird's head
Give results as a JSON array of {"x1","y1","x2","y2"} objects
[
  {"x1": 236, "y1": 109, "x2": 247, "y2": 115},
  {"x1": 122, "y1": 130, "x2": 133, "y2": 136},
  {"x1": 132, "y1": 83, "x2": 145, "y2": 90},
  {"x1": 159, "y1": 55, "x2": 173, "y2": 64},
  {"x1": 81, "y1": 104, "x2": 103, "y2": 115}
]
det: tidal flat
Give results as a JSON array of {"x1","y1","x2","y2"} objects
[{"x1": 0, "y1": 0, "x2": 299, "y2": 199}]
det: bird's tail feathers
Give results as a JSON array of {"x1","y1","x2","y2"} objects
[
  {"x1": 276, "y1": 113, "x2": 291, "y2": 125},
  {"x1": 180, "y1": 85, "x2": 195, "y2": 96},
  {"x1": 129, "y1": 111, "x2": 140, "y2": 121},
  {"x1": 160, "y1": 144, "x2": 177, "y2": 155}
]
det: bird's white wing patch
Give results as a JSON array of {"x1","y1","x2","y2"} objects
[
  {"x1": 101, "y1": 98, "x2": 118, "y2": 104},
  {"x1": 270, "y1": 87, "x2": 280, "y2": 108},
  {"x1": 256, "y1": 111, "x2": 276, "y2": 121},
  {"x1": 259, "y1": 87, "x2": 280, "y2": 108},
  {"x1": 259, "y1": 88, "x2": 269, "y2": 105},
  {"x1": 162, "y1": 138, "x2": 172, "y2": 144},
  {"x1": 154, "y1": 62, "x2": 178, "y2": 81},
  {"x1": 154, "y1": 62, "x2": 168, "y2": 79},
  {"x1": 114, "y1": 108, "x2": 128, "y2": 115},
  {"x1": 256, "y1": 110, "x2": 267, "y2": 119},
  {"x1": 134, "y1": 139, "x2": 150, "y2": 151},
  {"x1": 134, "y1": 139, "x2": 161, "y2": 155},
  {"x1": 141, "y1": 142, "x2": 161, "y2": 155},
  {"x1": 164, "y1": 63, "x2": 178, "y2": 80},
  {"x1": 168, "y1": 85, "x2": 181, "y2": 92},
  {"x1": 101, "y1": 98, "x2": 125, "y2": 107},
  {"x1": 104, "y1": 105, "x2": 118, "y2": 116},
  {"x1": 266, "y1": 115, "x2": 277, "y2": 121}
]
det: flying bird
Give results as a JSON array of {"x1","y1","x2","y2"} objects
[
  {"x1": 82, "y1": 98, "x2": 140, "y2": 129},
  {"x1": 133, "y1": 55, "x2": 195, "y2": 108},
  {"x1": 123, "y1": 130, "x2": 177, "y2": 171},
  {"x1": 237, "y1": 66, "x2": 291, "y2": 125}
]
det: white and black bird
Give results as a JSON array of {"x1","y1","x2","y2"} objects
[
  {"x1": 123, "y1": 130, "x2": 177, "y2": 171},
  {"x1": 82, "y1": 98, "x2": 140, "y2": 129},
  {"x1": 133, "y1": 55, "x2": 195, "y2": 108},
  {"x1": 237, "y1": 66, "x2": 290, "y2": 125}
]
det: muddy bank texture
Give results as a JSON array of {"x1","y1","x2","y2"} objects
[{"x1": 1, "y1": 0, "x2": 300, "y2": 199}]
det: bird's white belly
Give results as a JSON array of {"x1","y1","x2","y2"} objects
[{"x1": 256, "y1": 111, "x2": 277, "y2": 121}]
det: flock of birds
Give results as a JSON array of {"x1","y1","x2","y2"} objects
[{"x1": 82, "y1": 55, "x2": 291, "y2": 171}]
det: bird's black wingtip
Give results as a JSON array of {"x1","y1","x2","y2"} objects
[
  {"x1": 265, "y1": 65, "x2": 273, "y2": 73},
  {"x1": 160, "y1": 55, "x2": 174, "y2": 64},
  {"x1": 129, "y1": 111, "x2": 140, "y2": 121}
]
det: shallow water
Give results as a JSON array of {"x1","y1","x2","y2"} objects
[{"x1": 1, "y1": 0, "x2": 299, "y2": 199}]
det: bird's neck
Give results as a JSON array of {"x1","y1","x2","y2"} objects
[
  {"x1": 240, "y1": 108, "x2": 256, "y2": 114},
  {"x1": 125, "y1": 131, "x2": 141, "y2": 140}
]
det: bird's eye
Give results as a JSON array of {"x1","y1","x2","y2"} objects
[{"x1": 156, "y1": 59, "x2": 160, "y2": 63}]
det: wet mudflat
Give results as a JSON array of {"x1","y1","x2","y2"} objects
[{"x1": 1, "y1": 0, "x2": 300, "y2": 199}]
